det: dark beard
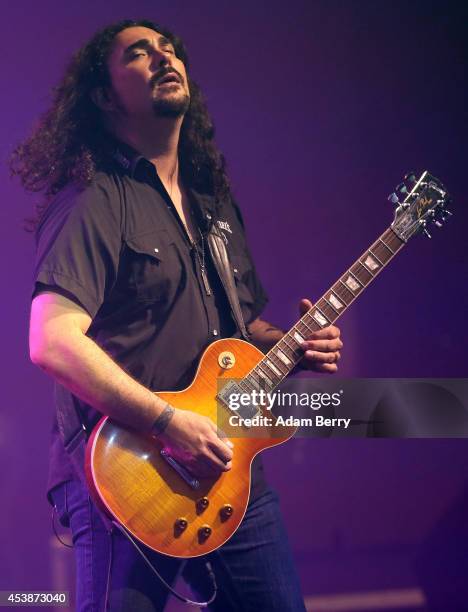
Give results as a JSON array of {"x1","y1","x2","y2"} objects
[{"x1": 152, "y1": 92, "x2": 190, "y2": 118}]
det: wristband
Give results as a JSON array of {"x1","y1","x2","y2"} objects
[{"x1": 150, "y1": 403, "x2": 175, "y2": 437}]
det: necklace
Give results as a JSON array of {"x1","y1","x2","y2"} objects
[{"x1": 191, "y1": 214, "x2": 211, "y2": 296}]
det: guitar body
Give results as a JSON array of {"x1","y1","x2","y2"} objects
[{"x1": 85, "y1": 338, "x2": 296, "y2": 558}]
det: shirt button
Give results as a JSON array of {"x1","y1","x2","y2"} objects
[{"x1": 213, "y1": 329, "x2": 218, "y2": 336}]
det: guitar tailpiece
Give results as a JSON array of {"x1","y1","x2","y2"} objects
[{"x1": 110, "y1": 520, "x2": 218, "y2": 607}]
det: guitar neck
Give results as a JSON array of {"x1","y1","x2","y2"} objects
[{"x1": 242, "y1": 226, "x2": 406, "y2": 393}]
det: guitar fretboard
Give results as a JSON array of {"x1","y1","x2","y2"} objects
[{"x1": 240, "y1": 227, "x2": 405, "y2": 394}]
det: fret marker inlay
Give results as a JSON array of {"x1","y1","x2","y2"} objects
[
  {"x1": 257, "y1": 370, "x2": 273, "y2": 388},
  {"x1": 312, "y1": 310, "x2": 328, "y2": 327},
  {"x1": 265, "y1": 360, "x2": 281, "y2": 377},
  {"x1": 293, "y1": 331, "x2": 305, "y2": 344},
  {"x1": 329, "y1": 293, "x2": 343, "y2": 309},
  {"x1": 345, "y1": 275, "x2": 360, "y2": 292},
  {"x1": 276, "y1": 349, "x2": 292, "y2": 366},
  {"x1": 364, "y1": 254, "x2": 379, "y2": 271}
]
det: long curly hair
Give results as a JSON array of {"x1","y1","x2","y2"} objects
[{"x1": 10, "y1": 19, "x2": 231, "y2": 229}]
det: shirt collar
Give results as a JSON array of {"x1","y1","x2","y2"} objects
[
  {"x1": 107, "y1": 135, "x2": 219, "y2": 222},
  {"x1": 108, "y1": 137, "x2": 148, "y2": 178}
]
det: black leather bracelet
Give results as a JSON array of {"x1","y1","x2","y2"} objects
[{"x1": 150, "y1": 403, "x2": 175, "y2": 437}]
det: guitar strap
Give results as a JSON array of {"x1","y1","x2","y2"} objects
[{"x1": 206, "y1": 221, "x2": 251, "y2": 342}]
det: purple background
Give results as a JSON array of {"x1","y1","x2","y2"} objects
[{"x1": 1, "y1": 0, "x2": 467, "y2": 607}]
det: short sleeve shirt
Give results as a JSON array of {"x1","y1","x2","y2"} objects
[{"x1": 33, "y1": 140, "x2": 269, "y2": 501}]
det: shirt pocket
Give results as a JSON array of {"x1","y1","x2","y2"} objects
[{"x1": 124, "y1": 228, "x2": 182, "y2": 304}]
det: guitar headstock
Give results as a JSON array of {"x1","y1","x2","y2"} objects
[{"x1": 389, "y1": 171, "x2": 452, "y2": 241}]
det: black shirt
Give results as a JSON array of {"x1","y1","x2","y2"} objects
[{"x1": 32, "y1": 140, "x2": 269, "y2": 502}]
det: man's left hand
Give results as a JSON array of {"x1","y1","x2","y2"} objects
[{"x1": 297, "y1": 298, "x2": 342, "y2": 373}]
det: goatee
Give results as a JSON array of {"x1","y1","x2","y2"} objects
[{"x1": 152, "y1": 93, "x2": 190, "y2": 118}]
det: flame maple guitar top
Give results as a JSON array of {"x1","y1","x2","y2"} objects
[{"x1": 85, "y1": 338, "x2": 296, "y2": 558}]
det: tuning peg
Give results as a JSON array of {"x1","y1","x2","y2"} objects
[
  {"x1": 388, "y1": 192, "x2": 399, "y2": 205},
  {"x1": 419, "y1": 220, "x2": 431, "y2": 238},
  {"x1": 441, "y1": 210, "x2": 453, "y2": 222},
  {"x1": 404, "y1": 171, "x2": 417, "y2": 182},
  {"x1": 434, "y1": 220, "x2": 443, "y2": 228},
  {"x1": 396, "y1": 182, "x2": 408, "y2": 194}
]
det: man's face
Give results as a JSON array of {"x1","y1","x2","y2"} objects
[{"x1": 105, "y1": 26, "x2": 190, "y2": 119}]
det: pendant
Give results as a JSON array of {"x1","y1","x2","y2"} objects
[{"x1": 201, "y1": 267, "x2": 212, "y2": 296}]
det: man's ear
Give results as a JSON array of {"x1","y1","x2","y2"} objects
[{"x1": 90, "y1": 86, "x2": 115, "y2": 112}]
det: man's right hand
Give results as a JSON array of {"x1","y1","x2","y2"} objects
[{"x1": 158, "y1": 408, "x2": 234, "y2": 478}]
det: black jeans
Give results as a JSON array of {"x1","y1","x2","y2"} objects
[{"x1": 51, "y1": 479, "x2": 305, "y2": 611}]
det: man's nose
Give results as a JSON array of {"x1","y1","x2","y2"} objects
[{"x1": 150, "y1": 48, "x2": 171, "y2": 69}]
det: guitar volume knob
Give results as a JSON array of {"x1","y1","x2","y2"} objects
[
  {"x1": 220, "y1": 504, "x2": 234, "y2": 520},
  {"x1": 196, "y1": 496, "x2": 210, "y2": 512},
  {"x1": 198, "y1": 524, "x2": 212, "y2": 541},
  {"x1": 175, "y1": 517, "x2": 188, "y2": 531}
]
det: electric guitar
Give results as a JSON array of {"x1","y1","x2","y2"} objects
[{"x1": 85, "y1": 171, "x2": 451, "y2": 558}]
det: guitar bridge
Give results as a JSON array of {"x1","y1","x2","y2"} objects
[{"x1": 160, "y1": 449, "x2": 200, "y2": 490}]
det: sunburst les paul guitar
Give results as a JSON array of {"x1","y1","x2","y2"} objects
[{"x1": 85, "y1": 171, "x2": 451, "y2": 558}]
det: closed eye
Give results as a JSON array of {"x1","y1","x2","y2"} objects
[
  {"x1": 129, "y1": 52, "x2": 146, "y2": 59},
  {"x1": 123, "y1": 37, "x2": 176, "y2": 62}
]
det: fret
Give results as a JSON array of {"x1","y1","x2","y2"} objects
[
  {"x1": 314, "y1": 305, "x2": 330, "y2": 325},
  {"x1": 278, "y1": 339, "x2": 299, "y2": 363},
  {"x1": 328, "y1": 291, "x2": 345, "y2": 312},
  {"x1": 255, "y1": 362, "x2": 274, "y2": 388},
  {"x1": 282, "y1": 333, "x2": 302, "y2": 357},
  {"x1": 379, "y1": 236, "x2": 394, "y2": 255},
  {"x1": 257, "y1": 362, "x2": 280, "y2": 386},
  {"x1": 275, "y1": 347, "x2": 293, "y2": 367},
  {"x1": 372, "y1": 241, "x2": 392, "y2": 265},
  {"x1": 356, "y1": 259, "x2": 375, "y2": 279},
  {"x1": 343, "y1": 271, "x2": 363, "y2": 294},
  {"x1": 292, "y1": 329, "x2": 305, "y2": 344},
  {"x1": 311, "y1": 309, "x2": 328, "y2": 327},
  {"x1": 337, "y1": 280, "x2": 354, "y2": 303},
  {"x1": 323, "y1": 296, "x2": 340, "y2": 317},
  {"x1": 318, "y1": 298, "x2": 339, "y2": 321},
  {"x1": 368, "y1": 249, "x2": 384, "y2": 267},
  {"x1": 359, "y1": 259, "x2": 376, "y2": 278},
  {"x1": 297, "y1": 319, "x2": 312, "y2": 334},
  {"x1": 301, "y1": 315, "x2": 320, "y2": 332},
  {"x1": 387, "y1": 229, "x2": 405, "y2": 251},
  {"x1": 267, "y1": 351, "x2": 288, "y2": 376},
  {"x1": 264, "y1": 358, "x2": 282, "y2": 378},
  {"x1": 362, "y1": 253, "x2": 379, "y2": 271},
  {"x1": 249, "y1": 368, "x2": 274, "y2": 392},
  {"x1": 348, "y1": 270, "x2": 362, "y2": 285}
]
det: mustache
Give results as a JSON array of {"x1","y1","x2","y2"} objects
[{"x1": 150, "y1": 67, "x2": 184, "y2": 88}]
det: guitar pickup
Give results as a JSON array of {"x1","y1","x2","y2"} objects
[{"x1": 217, "y1": 380, "x2": 260, "y2": 422}]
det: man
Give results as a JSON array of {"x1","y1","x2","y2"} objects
[{"x1": 14, "y1": 19, "x2": 342, "y2": 611}]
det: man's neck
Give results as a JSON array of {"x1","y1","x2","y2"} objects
[{"x1": 112, "y1": 115, "x2": 183, "y2": 185}]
